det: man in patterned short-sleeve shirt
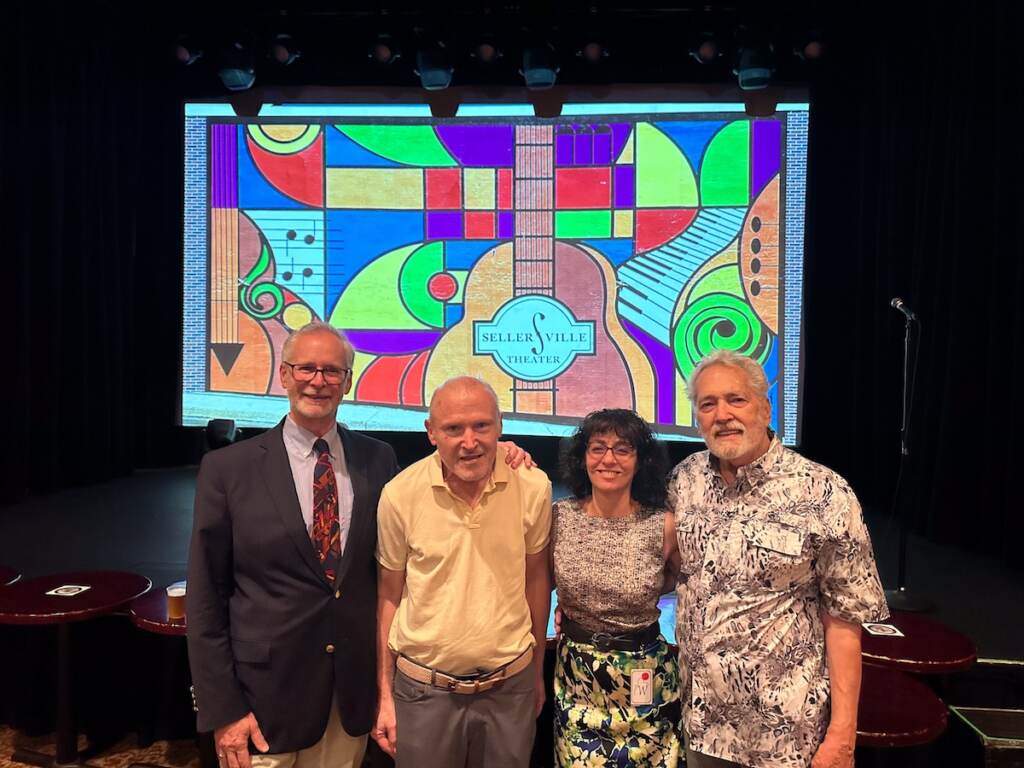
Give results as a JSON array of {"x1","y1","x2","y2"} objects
[{"x1": 668, "y1": 350, "x2": 888, "y2": 768}]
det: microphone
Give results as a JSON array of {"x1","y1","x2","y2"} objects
[{"x1": 890, "y1": 297, "x2": 918, "y2": 321}]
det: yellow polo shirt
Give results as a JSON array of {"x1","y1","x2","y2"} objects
[{"x1": 376, "y1": 447, "x2": 552, "y2": 675}]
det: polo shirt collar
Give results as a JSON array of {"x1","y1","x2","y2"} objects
[{"x1": 427, "y1": 447, "x2": 509, "y2": 492}]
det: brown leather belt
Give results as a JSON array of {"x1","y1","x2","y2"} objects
[{"x1": 396, "y1": 648, "x2": 532, "y2": 694}]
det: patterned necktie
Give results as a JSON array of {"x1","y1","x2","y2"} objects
[{"x1": 312, "y1": 438, "x2": 341, "y2": 582}]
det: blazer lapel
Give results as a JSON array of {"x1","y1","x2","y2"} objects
[
  {"x1": 334, "y1": 426, "x2": 369, "y2": 587},
  {"x1": 259, "y1": 420, "x2": 324, "y2": 582}
]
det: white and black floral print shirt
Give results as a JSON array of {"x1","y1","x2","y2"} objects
[{"x1": 668, "y1": 436, "x2": 888, "y2": 768}]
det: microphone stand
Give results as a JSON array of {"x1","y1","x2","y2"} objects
[{"x1": 884, "y1": 312, "x2": 932, "y2": 612}]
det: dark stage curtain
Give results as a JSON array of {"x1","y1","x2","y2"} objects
[
  {"x1": 801, "y1": 0, "x2": 1024, "y2": 564},
  {"x1": 7, "y1": 4, "x2": 188, "y2": 504},
  {"x1": 7, "y1": 2, "x2": 1023, "y2": 565}
]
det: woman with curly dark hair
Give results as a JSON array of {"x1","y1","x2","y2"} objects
[{"x1": 551, "y1": 409, "x2": 682, "y2": 767}]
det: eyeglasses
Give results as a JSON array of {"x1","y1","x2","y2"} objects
[
  {"x1": 586, "y1": 443, "x2": 636, "y2": 459},
  {"x1": 283, "y1": 361, "x2": 351, "y2": 384}
]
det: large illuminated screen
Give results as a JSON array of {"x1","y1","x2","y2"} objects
[{"x1": 183, "y1": 102, "x2": 808, "y2": 442}]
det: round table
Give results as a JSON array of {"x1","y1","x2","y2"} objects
[
  {"x1": 130, "y1": 588, "x2": 185, "y2": 637},
  {"x1": 857, "y1": 663, "x2": 948, "y2": 747},
  {"x1": 862, "y1": 610, "x2": 977, "y2": 673},
  {"x1": 0, "y1": 571, "x2": 151, "y2": 767},
  {"x1": 129, "y1": 589, "x2": 216, "y2": 768},
  {"x1": 0, "y1": 565, "x2": 21, "y2": 586}
]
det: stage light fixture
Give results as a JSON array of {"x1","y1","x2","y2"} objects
[
  {"x1": 734, "y1": 44, "x2": 774, "y2": 90},
  {"x1": 370, "y1": 35, "x2": 401, "y2": 65},
  {"x1": 579, "y1": 41, "x2": 608, "y2": 63},
  {"x1": 174, "y1": 36, "x2": 203, "y2": 66},
  {"x1": 690, "y1": 34, "x2": 721, "y2": 64},
  {"x1": 793, "y1": 30, "x2": 825, "y2": 61},
  {"x1": 473, "y1": 40, "x2": 501, "y2": 64},
  {"x1": 218, "y1": 41, "x2": 256, "y2": 91},
  {"x1": 415, "y1": 42, "x2": 454, "y2": 90},
  {"x1": 521, "y1": 45, "x2": 559, "y2": 90},
  {"x1": 270, "y1": 34, "x2": 301, "y2": 66}
]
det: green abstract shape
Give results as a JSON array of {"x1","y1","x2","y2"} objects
[
  {"x1": 246, "y1": 125, "x2": 320, "y2": 154},
  {"x1": 400, "y1": 242, "x2": 445, "y2": 328},
  {"x1": 673, "y1": 291, "x2": 771, "y2": 379},
  {"x1": 688, "y1": 264, "x2": 742, "y2": 303},
  {"x1": 335, "y1": 125, "x2": 456, "y2": 167},
  {"x1": 330, "y1": 243, "x2": 431, "y2": 330},
  {"x1": 240, "y1": 283, "x2": 284, "y2": 320},
  {"x1": 700, "y1": 121, "x2": 750, "y2": 206},
  {"x1": 555, "y1": 210, "x2": 612, "y2": 239},
  {"x1": 239, "y1": 241, "x2": 284, "y2": 319},
  {"x1": 241, "y1": 241, "x2": 272, "y2": 285},
  {"x1": 451, "y1": 270, "x2": 468, "y2": 303},
  {"x1": 635, "y1": 123, "x2": 698, "y2": 207}
]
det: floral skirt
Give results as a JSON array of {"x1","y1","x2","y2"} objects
[{"x1": 553, "y1": 633, "x2": 682, "y2": 767}]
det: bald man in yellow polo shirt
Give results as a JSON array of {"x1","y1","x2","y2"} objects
[{"x1": 373, "y1": 376, "x2": 552, "y2": 768}]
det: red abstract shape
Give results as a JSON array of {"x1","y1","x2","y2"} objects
[
  {"x1": 401, "y1": 351, "x2": 429, "y2": 406},
  {"x1": 635, "y1": 209, "x2": 698, "y2": 253},
  {"x1": 428, "y1": 273, "x2": 458, "y2": 301},
  {"x1": 356, "y1": 354, "x2": 416, "y2": 404},
  {"x1": 247, "y1": 134, "x2": 324, "y2": 207},
  {"x1": 497, "y1": 169, "x2": 513, "y2": 210},
  {"x1": 426, "y1": 168, "x2": 461, "y2": 209},
  {"x1": 465, "y1": 211, "x2": 496, "y2": 239},
  {"x1": 555, "y1": 167, "x2": 611, "y2": 209}
]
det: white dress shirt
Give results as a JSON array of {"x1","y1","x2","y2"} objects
[{"x1": 282, "y1": 415, "x2": 355, "y2": 556}]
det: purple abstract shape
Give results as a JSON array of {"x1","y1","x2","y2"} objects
[
  {"x1": 614, "y1": 165, "x2": 635, "y2": 209},
  {"x1": 212, "y1": 125, "x2": 238, "y2": 208},
  {"x1": 346, "y1": 329, "x2": 443, "y2": 355},
  {"x1": 426, "y1": 211, "x2": 463, "y2": 240},
  {"x1": 555, "y1": 131, "x2": 573, "y2": 165},
  {"x1": 573, "y1": 131, "x2": 592, "y2": 164},
  {"x1": 752, "y1": 120, "x2": 781, "y2": 196},
  {"x1": 593, "y1": 132, "x2": 612, "y2": 164},
  {"x1": 621, "y1": 318, "x2": 676, "y2": 425},
  {"x1": 609, "y1": 124, "x2": 631, "y2": 161},
  {"x1": 498, "y1": 211, "x2": 514, "y2": 239},
  {"x1": 435, "y1": 125, "x2": 514, "y2": 167}
]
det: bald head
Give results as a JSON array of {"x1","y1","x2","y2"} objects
[
  {"x1": 428, "y1": 376, "x2": 501, "y2": 422},
  {"x1": 425, "y1": 377, "x2": 503, "y2": 494}
]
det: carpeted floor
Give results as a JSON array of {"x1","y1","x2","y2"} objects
[{"x1": 0, "y1": 727, "x2": 198, "y2": 768}]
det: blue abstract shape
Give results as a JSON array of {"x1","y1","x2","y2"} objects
[
  {"x1": 238, "y1": 128, "x2": 305, "y2": 210},
  {"x1": 654, "y1": 121, "x2": 726, "y2": 172},
  {"x1": 245, "y1": 210, "x2": 326, "y2": 318},
  {"x1": 581, "y1": 239, "x2": 636, "y2": 267},
  {"x1": 325, "y1": 126, "x2": 402, "y2": 168},
  {"x1": 762, "y1": 335, "x2": 779, "y2": 384},
  {"x1": 445, "y1": 304, "x2": 465, "y2": 327},
  {"x1": 325, "y1": 210, "x2": 424, "y2": 303},
  {"x1": 768, "y1": 381, "x2": 780, "y2": 433},
  {"x1": 443, "y1": 240, "x2": 503, "y2": 270}
]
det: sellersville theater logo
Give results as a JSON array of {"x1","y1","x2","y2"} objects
[{"x1": 474, "y1": 296, "x2": 595, "y2": 381}]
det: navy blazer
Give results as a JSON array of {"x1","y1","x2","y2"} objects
[{"x1": 187, "y1": 420, "x2": 399, "y2": 751}]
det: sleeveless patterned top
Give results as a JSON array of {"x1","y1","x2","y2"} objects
[{"x1": 552, "y1": 497, "x2": 667, "y2": 634}]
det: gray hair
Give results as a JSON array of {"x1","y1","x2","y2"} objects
[
  {"x1": 281, "y1": 321, "x2": 355, "y2": 367},
  {"x1": 428, "y1": 376, "x2": 501, "y2": 421},
  {"x1": 686, "y1": 350, "x2": 769, "y2": 408}
]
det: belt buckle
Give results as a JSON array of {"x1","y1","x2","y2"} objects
[{"x1": 591, "y1": 632, "x2": 614, "y2": 651}]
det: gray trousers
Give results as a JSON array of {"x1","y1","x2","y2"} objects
[
  {"x1": 685, "y1": 747, "x2": 746, "y2": 768},
  {"x1": 392, "y1": 664, "x2": 536, "y2": 768}
]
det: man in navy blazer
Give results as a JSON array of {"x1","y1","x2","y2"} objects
[{"x1": 187, "y1": 321, "x2": 399, "y2": 768}]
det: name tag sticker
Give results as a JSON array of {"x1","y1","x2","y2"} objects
[
  {"x1": 863, "y1": 622, "x2": 904, "y2": 637},
  {"x1": 630, "y1": 669, "x2": 653, "y2": 706}
]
